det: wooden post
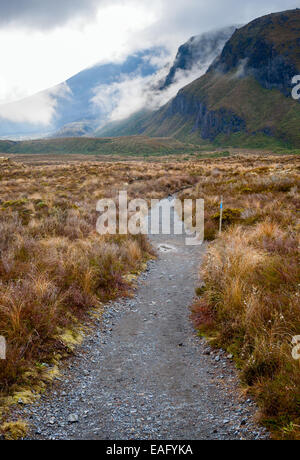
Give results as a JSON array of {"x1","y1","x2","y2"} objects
[
  {"x1": 219, "y1": 195, "x2": 223, "y2": 235},
  {"x1": 0, "y1": 336, "x2": 6, "y2": 360}
]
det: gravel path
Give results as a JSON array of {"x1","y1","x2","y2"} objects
[{"x1": 19, "y1": 206, "x2": 268, "y2": 440}]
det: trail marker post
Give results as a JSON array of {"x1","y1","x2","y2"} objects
[
  {"x1": 219, "y1": 196, "x2": 223, "y2": 235},
  {"x1": 0, "y1": 336, "x2": 6, "y2": 359}
]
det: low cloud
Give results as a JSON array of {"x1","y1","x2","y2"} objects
[
  {"x1": 92, "y1": 75, "x2": 152, "y2": 121},
  {"x1": 0, "y1": 0, "x2": 299, "y2": 106},
  {"x1": 92, "y1": 64, "x2": 207, "y2": 123},
  {"x1": 92, "y1": 33, "x2": 226, "y2": 124},
  {"x1": 232, "y1": 58, "x2": 249, "y2": 79},
  {"x1": 0, "y1": 83, "x2": 71, "y2": 125}
]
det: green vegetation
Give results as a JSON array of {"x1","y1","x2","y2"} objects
[
  {"x1": 146, "y1": 74, "x2": 300, "y2": 148},
  {"x1": 111, "y1": 74, "x2": 300, "y2": 149},
  {"x1": 0, "y1": 136, "x2": 202, "y2": 157}
]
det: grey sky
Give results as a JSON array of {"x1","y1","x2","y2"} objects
[
  {"x1": 141, "y1": 0, "x2": 300, "y2": 48},
  {"x1": 0, "y1": 0, "x2": 298, "y2": 33},
  {"x1": 0, "y1": 0, "x2": 101, "y2": 28}
]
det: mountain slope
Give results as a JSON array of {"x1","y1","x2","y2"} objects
[
  {"x1": 95, "y1": 26, "x2": 237, "y2": 137},
  {"x1": 53, "y1": 49, "x2": 164, "y2": 136},
  {"x1": 122, "y1": 9, "x2": 300, "y2": 148},
  {"x1": 0, "y1": 26, "x2": 237, "y2": 141},
  {"x1": 160, "y1": 26, "x2": 237, "y2": 89},
  {"x1": 209, "y1": 10, "x2": 300, "y2": 96},
  {"x1": 0, "y1": 49, "x2": 165, "y2": 140}
]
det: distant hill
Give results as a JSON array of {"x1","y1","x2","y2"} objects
[
  {"x1": 108, "y1": 9, "x2": 300, "y2": 149},
  {"x1": 0, "y1": 136, "x2": 203, "y2": 157}
]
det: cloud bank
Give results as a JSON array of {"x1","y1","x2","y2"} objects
[
  {"x1": 0, "y1": 83, "x2": 71, "y2": 125},
  {"x1": 92, "y1": 27, "x2": 233, "y2": 124},
  {"x1": 92, "y1": 57, "x2": 211, "y2": 124}
]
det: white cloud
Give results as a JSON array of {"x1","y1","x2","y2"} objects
[
  {"x1": 0, "y1": 83, "x2": 71, "y2": 125},
  {"x1": 231, "y1": 58, "x2": 249, "y2": 79},
  {"x1": 93, "y1": 75, "x2": 158, "y2": 121},
  {"x1": 0, "y1": 3, "x2": 157, "y2": 105},
  {"x1": 91, "y1": 39, "x2": 221, "y2": 123}
]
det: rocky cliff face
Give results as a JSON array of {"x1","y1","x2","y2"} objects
[
  {"x1": 209, "y1": 9, "x2": 300, "y2": 96},
  {"x1": 164, "y1": 92, "x2": 246, "y2": 141}
]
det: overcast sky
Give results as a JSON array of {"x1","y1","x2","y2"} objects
[{"x1": 0, "y1": 0, "x2": 299, "y2": 104}]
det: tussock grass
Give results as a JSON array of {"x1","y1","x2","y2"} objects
[
  {"x1": 0, "y1": 154, "x2": 299, "y2": 439},
  {"x1": 187, "y1": 154, "x2": 300, "y2": 439},
  {"x1": 0, "y1": 157, "x2": 198, "y2": 411},
  {"x1": 0, "y1": 420, "x2": 28, "y2": 440}
]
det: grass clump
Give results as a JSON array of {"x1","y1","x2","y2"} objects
[
  {"x1": 188, "y1": 153, "x2": 300, "y2": 439},
  {"x1": 212, "y1": 207, "x2": 243, "y2": 225},
  {"x1": 0, "y1": 420, "x2": 28, "y2": 440},
  {"x1": 0, "y1": 157, "x2": 200, "y2": 413}
]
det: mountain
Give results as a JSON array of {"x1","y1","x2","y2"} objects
[
  {"x1": 95, "y1": 26, "x2": 237, "y2": 137},
  {"x1": 0, "y1": 26, "x2": 237, "y2": 141},
  {"x1": 119, "y1": 9, "x2": 300, "y2": 148},
  {"x1": 160, "y1": 26, "x2": 237, "y2": 89},
  {"x1": 0, "y1": 49, "x2": 165, "y2": 139}
]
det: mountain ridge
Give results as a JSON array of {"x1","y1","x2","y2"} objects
[
  {"x1": 0, "y1": 25, "x2": 236, "y2": 141},
  {"x1": 111, "y1": 8, "x2": 300, "y2": 148},
  {"x1": 160, "y1": 26, "x2": 237, "y2": 89},
  {"x1": 95, "y1": 26, "x2": 237, "y2": 138}
]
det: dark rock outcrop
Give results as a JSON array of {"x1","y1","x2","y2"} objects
[
  {"x1": 209, "y1": 9, "x2": 300, "y2": 96},
  {"x1": 97, "y1": 9, "x2": 300, "y2": 147},
  {"x1": 164, "y1": 92, "x2": 246, "y2": 141}
]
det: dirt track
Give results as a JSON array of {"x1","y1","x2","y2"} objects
[{"x1": 21, "y1": 207, "x2": 268, "y2": 440}]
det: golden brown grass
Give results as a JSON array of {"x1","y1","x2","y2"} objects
[
  {"x1": 0, "y1": 153, "x2": 299, "y2": 439},
  {"x1": 0, "y1": 157, "x2": 198, "y2": 412},
  {"x1": 0, "y1": 420, "x2": 28, "y2": 440},
  {"x1": 185, "y1": 154, "x2": 300, "y2": 439}
]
